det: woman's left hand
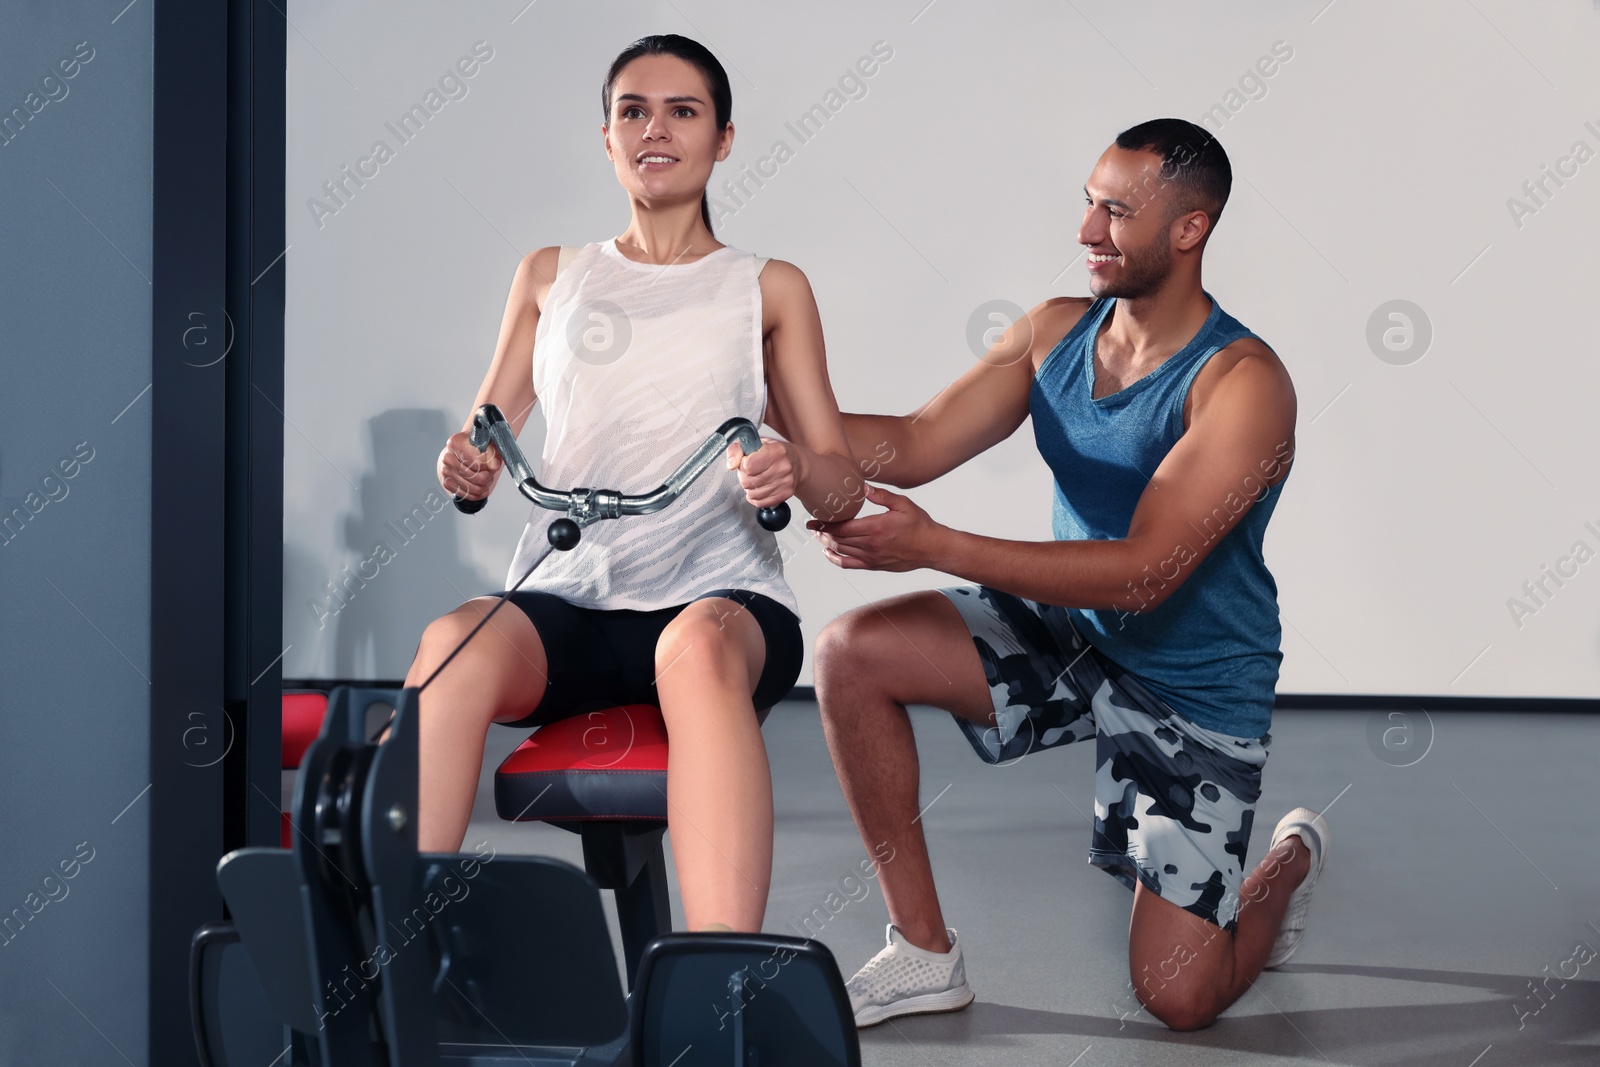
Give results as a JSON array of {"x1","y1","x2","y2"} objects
[{"x1": 728, "y1": 437, "x2": 802, "y2": 509}]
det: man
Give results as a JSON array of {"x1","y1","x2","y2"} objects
[{"x1": 807, "y1": 118, "x2": 1328, "y2": 1032}]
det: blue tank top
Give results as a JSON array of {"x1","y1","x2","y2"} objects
[{"x1": 1030, "y1": 292, "x2": 1287, "y2": 738}]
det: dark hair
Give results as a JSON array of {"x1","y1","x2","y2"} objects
[
  {"x1": 1114, "y1": 118, "x2": 1232, "y2": 239},
  {"x1": 602, "y1": 34, "x2": 732, "y2": 234}
]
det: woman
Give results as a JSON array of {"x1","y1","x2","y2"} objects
[{"x1": 406, "y1": 34, "x2": 861, "y2": 933}]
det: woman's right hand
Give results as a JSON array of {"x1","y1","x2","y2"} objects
[{"x1": 438, "y1": 430, "x2": 503, "y2": 503}]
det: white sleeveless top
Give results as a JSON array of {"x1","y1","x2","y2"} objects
[{"x1": 503, "y1": 239, "x2": 799, "y2": 617}]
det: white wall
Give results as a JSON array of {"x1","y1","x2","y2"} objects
[{"x1": 284, "y1": 0, "x2": 1600, "y2": 699}]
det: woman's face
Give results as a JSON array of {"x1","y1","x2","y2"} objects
[{"x1": 604, "y1": 54, "x2": 732, "y2": 209}]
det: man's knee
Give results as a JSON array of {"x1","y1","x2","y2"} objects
[
  {"x1": 1128, "y1": 905, "x2": 1232, "y2": 1032},
  {"x1": 1136, "y1": 979, "x2": 1219, "y2": 1032},
  {"x1": 814, "y1": 609, "x2": 887, "y2": 692}
]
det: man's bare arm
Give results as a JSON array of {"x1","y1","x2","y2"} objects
[
  {"x1": 815, "y1": 338, "x2": 1297, "y2": 613},
  {"x1": 812, "y1": 298, "x2": 1089, "y2": 489},
  {"x1": 927, "y1": 339, "x2": 1296, "y2": 607}
]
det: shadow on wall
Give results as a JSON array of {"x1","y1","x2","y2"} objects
[{"x1": 291, "y1": 408, "x2": 496, "y2": 679}]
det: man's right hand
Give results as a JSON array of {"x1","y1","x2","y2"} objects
[{"x1": 438, "y1": 430, "x2": 503, "y2": 502}]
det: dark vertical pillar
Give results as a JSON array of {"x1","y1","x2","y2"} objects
[
  {"x1": 149, "y1": 0, "x2": 287, "y2": 1058},
  {"x1": 147, "y1": 0, "x2": 239, "y2": 1062},
  {"x1": 224, "y1": 0, "x2": 287, "y2": 853}
]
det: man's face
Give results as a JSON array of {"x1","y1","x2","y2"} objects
[{"x1": 1077, "y1": 146, "x2": 1189, "y2": 300}]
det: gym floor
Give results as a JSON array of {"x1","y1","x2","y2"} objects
[{"x1": 468, "y1": 702, "x2": 1600, "y2": 1067}]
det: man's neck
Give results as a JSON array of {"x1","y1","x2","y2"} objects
[
  {"x1": 1102, "y1": 278, "x2": 1213, "y2": 365},
  {"x1": 1087, "y1": 278, "x2": 1215, "y2": 399}
]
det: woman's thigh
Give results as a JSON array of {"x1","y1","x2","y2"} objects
[
  {"x1": 488, "y1": 590, "x2": 802, "y2": 727},
  {"x1": 497, "y1": 591, "x2": 673, "y2": 727},
  {"x1": 410, "y1": 595, "x2": 551, "y2": 724},
  {"x1": 654, "y1": 596, "x2": 766, "y2": 697},
  {"x1": 656, "y1": 590, "x2": 804, "y2": 710}
]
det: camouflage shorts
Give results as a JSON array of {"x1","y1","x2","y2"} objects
[{"x1": 939, "y1": 585, "x2": 1271, "y2": 930}]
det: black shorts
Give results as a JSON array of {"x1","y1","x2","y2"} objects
[{"x1": 491, "y1": 588, "x2": 804, "y2": 729}]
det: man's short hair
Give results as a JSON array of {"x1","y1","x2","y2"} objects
[{"x1": 1114, "y1": 118, "x2": 1232, "y2": 234}]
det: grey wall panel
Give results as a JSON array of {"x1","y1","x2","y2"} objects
[{"x1": 0, "y1": 2, "x2": 155, "y2": 1063}]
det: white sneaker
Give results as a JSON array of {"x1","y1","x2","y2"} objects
[
  {"x1": 845, "y1": 924, "x2": 974, "y2": 1028},
  {"x1": 1264, "y1": 807, "x2": 1331, "y2": 969}
]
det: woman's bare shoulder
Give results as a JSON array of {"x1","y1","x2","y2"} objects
[{"x1": 513, "y1": 245, "x2": 566, "y2": 310}]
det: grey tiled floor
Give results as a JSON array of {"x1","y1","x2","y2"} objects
[{"x1": 469, "y1": 703, "x2": 1600, "y2": 1067}]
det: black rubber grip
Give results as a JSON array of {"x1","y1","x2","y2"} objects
[{"x1": 757, "y1": 503, "x2": 790, "y2": 531}]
